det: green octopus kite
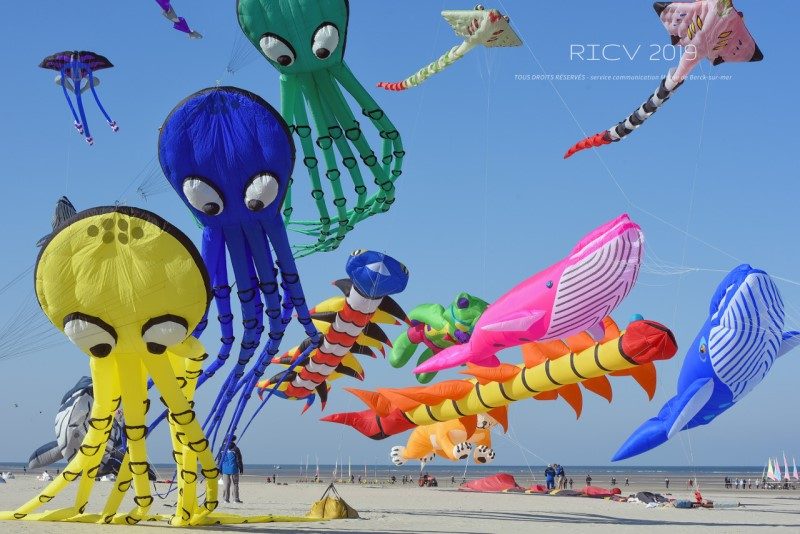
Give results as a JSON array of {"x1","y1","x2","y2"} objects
[
  {"x1": 237, "y1": 0, "x2": 405, "y2": 257},
  {"x1": 390, "y1": 293, "x2": 488, "y2": 384}
]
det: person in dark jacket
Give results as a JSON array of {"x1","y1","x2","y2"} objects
[
  {"x1": 544, "y1": 465, "x2": 556, "y2": 490},
  {"x1": 221, "y1": 436, "x2": 244, "y2": 503}
]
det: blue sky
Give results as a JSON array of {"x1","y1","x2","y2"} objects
[{"x1": 0, "y1": 1, "x2": 798, "y2": 468}]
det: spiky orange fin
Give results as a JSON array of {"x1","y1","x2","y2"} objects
[
  {"x1": 522, "y1": 339, "x2": 570, "y2": 368},
  {"x1": 345, "y1": 388, "x2": 394, "y2": 416},
  {"x1": 459, "y1": 414, "x2": 479, "y2": 436},
  {"x1": 488, "y1": 406, "x2": 509, "y2": 433},
  {"x1": 374, "y1": 389, "x2": 424, "y2": 413},
  {"x1": 611, "y1": 362, "x2": 657, "y2": 399},
  {"x1": 557, "y1": 384, "x2": 583, "y2": 419},
  {"x1": 600, "y1": 316, "x2": 621, "y2": 342},
  {"x1": 381, "y1": 381, "x2": 474, "y2": 407},
  {"x1": 562, "y1": 332, "x2": 597, "y2": 354},
  {"x1": 582, "y1": 376, "x2": 613, "y2": 402},
  {"x1": 534, "y1": 390, "x2": 558, "y2": 401},
  {"x1": 460, "y1": 362, "x2": 521, "y2": 385}
]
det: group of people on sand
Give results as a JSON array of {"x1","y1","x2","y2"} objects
[
  {"x1": 544, "y1": 464, "x2": 572, "y2": 490},
  {"x1": 725, "y1": 476, "x2": 796, "y2": 491}
]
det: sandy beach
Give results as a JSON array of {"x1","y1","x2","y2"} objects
[{"x1": 1, "y1": 474, "x2": 798, "y2": 533}]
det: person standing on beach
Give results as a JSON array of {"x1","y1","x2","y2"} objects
[
  {"x1": 569, "y1": 478, "x2": 573, "y2": 489},
  {"x1": 544, "y1": 465, "x2": 556, "y2": 490},
  {"x1": 625, "y1": 477, "x2": 629, "y2": 486},
  {"x1": 221, "y1": 436, "x2": 244, "y2": 504},
  {"x1": 555, "y1": 464, "x2": 566, "y2": 489},
  {"x1": 664, "y1": 477, "x2": 670, "y2": 489},
  {"x1": 585, "y1": 474, "x2": 592, "y2": 487}
]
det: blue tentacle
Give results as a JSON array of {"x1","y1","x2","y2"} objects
[
  {"x1": 59, "y1": 71, "x2": 82, "y2": 133},
  {"x1": 86, "y1": 70, "x2": 117, "y2": 130}
]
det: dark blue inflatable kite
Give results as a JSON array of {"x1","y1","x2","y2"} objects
[
  {"x1": 158, "y1": 87, "x2": 321, "y2": 452},
  {"x1": 613, "y1": 265, "x2": 800, "y2": 461}
]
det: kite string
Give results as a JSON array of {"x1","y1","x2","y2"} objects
[{"x1": 495, "y1": 0, "x2": 745, "y2": 267}]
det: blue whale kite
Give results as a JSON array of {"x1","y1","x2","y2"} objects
[{"x1": 613, "y1": 264, "x2": 800, "y2": 461}]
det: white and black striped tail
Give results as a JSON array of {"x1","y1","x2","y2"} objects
[{"x1": 564, "y1": 73, "x2": 683, "y2": 159}]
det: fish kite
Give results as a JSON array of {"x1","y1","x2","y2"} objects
[
  {"x1": 258, "y1": 250, "x2": 409, "y2": 412},
  {"x1": 323, "y1": 318, "x2": 677, "y2": 439},
  {"x1": 27, "y1": 377, "x2": 125, "y2": 478},
  {"x1": 377, "y1": 5, "x2": 522, "y2": 91},
  {"x1": 412, "y1": 214, "x2": 643, "y2": 376},
  {"x1": 565, "y1": 1, "x2": 763, "y2": 158},
  {"x1": 613, "y1": 265, "x2": 800, "y2": 461}
]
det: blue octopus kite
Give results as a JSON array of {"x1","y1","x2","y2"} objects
[
  {"x1": 158, "y1": 87, "x2": 320, "y2": 451},
  {"x1": 39, "y1": 51, "x2": 119, "y2": 146}
]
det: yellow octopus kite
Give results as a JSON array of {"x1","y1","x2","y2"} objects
[{"x1": 0, "y1": 206, "x2": 312, "y2": 527}]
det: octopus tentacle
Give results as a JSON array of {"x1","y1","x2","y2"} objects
[
  {"x1": 298, "y1": 72, "x2": 351, "y2": 247},
  {"x1": 332, "y1": 64, "x2": 405, "y2": 215},
  {"x1": 288, "y1": 89, "x2": 333, "y2": 243},
  {"x1": 0, "y1": 357, "x2": 118, "y2": 521},
  {"x1": 115, "y1": 357, "x2": 153, "y2": 525},
  {"x1": 146, "y1": 352, "x2": 219, "y2": 525}
]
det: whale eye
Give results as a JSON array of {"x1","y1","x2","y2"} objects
[
  {"x1": 260, "y1": 33, "x2": 296, "y2": 67},
  {"x1": 312, "y1": 24, "x2": 340, "y2": 60},
  {"x1": 63, "y1": 313, "x2": 117, "y2": 357},
  {"x1": 351, "y1": 249, "x2": 365, "y2": 257},
  {"x1": 699, "y1": 337, "x2": 708, "y2": 355},
  {"x1": 244, "y1": 173, "x2": 279, "y2": 212},
  {"x1": 142, "y1": 315, "x2": 189, "y2": 355},
  {"x1": 400, "y1": 263, "x2": 409, "y2": 276},
  {"x1": 183, "y1": 177, "x2": 224, "y2": 216}
]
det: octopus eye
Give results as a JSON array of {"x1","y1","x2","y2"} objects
[
  {"x1": 142, "y1": 315, "x2": 188, "y2": 355},
  {"x1": 63, "y1": 313, "x2": 117, "y2": 358},
  {"x1": 183, "y1": 177, "x2": 223, "y2": 216},
  {"x1": 457, "y1": 297, "x2": 470, "y2": 309},
  {"x1": 260, "y1": 33, "x2": 295, "y2": 67},
  {"x1": 312, "y1": 23, "x2": 340, "y2": 59},
  {"x1": 244, "y1": 173, "x2": 279, "y2": 212}
]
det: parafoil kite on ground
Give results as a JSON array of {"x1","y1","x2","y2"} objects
[
  {"x1": 40, "y1": 51, "x2": 119, "y2": 146},
  {"x1": 257, "y1": 250, "x2": 409, "y2": 412},
  {"x1": 378, "y1": 5, "x2": 522, "y2": 91},
  {"x1": 237, "y1": 0, "x2": 405, "y2": 256},
  {"x1": 412, "y1": 214, "x2": 643, "y2": 376},
  {"x1": 565, "y1": 1, "x2": 763, "y2": 158},
  {"x1": 322, "y1": 318, "x2": 677, "y2": 439},
  {"x1": 390, "y1": 411, "x2": 507, "y2": 466},
  {"x1": 613, "y1": 265, "x2": 800, "y2": 461},
  {"x1": 27, "y1": 377, "x2": 125, "y2": 478},
  {"x1": 0, "y1": 206, "x2": 310, "y2": 526},
  {"x1": 390, "y1": 293, "x2": 488, "y2": 384},
  {"x1": 155, "y1": 1, "x2": 201, "y2": 38},
  {"x1": 158, "y1": 86, "x2": 320, "y2": 453}
]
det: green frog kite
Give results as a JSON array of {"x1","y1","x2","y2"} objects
[{"x1": 390, "y1": 293, "x2": 488, "y2": 383}]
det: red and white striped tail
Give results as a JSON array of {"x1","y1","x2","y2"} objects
[
  {"x1": 376, "y1": 81, "x2": 409, "y2": 92},
  {"x1": 564, "y1": 132, "x2": 612, "y2": 159}
]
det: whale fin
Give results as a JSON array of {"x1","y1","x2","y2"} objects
[
  {"x1": 612, "y1": 378, "x2": 713, "y2": 461},
  {"x1": 665, "y1": 379, "x2": 714, "y2": 439},
  {"x1": 480, "y1": 310, "x2": 545, "y2": 333},
  {"x1": 778, "y1": 331, "x2": 800, "y2": 358},
  {"x1": 587, "y1": 321, "x2": 606, "y2": 342}
]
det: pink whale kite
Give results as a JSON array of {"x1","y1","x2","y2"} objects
[
  {"x1": 413, "y1": 214, "x2": 643, "y2": 376},
  {"x1": 565, "y1": 1, "x2": 763, "y2": 158}
]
